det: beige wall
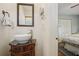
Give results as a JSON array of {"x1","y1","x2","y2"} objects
[{"x1": 0, "y1": 3, "x2": 58, "y2": 56}]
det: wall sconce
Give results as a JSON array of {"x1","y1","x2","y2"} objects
[
  {"x1": 40, "y1": 8, "x2": 45, "y2": 20},
  {"x1": 0, "y1": 10, "x2": 13, "y2": 27}
]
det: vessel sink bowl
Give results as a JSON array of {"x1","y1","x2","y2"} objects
[{"x1": 14, "y1": 34, "x2": 31, "y2": 44}]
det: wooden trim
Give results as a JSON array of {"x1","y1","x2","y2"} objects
[{"x1": 25, "y1": 16, "x2": 32, "y2": 18}]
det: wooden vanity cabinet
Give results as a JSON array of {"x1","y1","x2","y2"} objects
[{"x1": 9, "y1": 39, "x2": 36, "y2": 56}]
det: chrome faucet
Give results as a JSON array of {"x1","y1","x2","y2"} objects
[
  {"x1": 30, "y1": 30, "x2": 33, "y2": 39},
  {"x1": 27, "y1": 30, "x2": 33, "y2": 39}
]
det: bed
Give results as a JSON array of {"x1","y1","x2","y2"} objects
[
  {"x1": 63, "y1": 34, "x2": 79, "y2": 45},
  {"x1": 58, "y1": 33, "x2": 79, "y2": 55}
]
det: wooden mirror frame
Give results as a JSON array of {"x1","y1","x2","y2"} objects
[{"x1": 17, "y1": 3, "x2": 34, "y2": 27}]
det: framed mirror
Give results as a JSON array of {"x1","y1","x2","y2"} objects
[{"x1": 17, "y1": 3, "x2": 34, "y2": 27}]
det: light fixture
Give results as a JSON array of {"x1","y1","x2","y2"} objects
[
  {"x1": 40, "y1": 7, "x2": 45, "y2": 20},
  {"x1": 70, "y1": 4, "x2": 79, "y2": 8},
  {"x1": 1, "y1": 10, "x2": 12, "y2": 27}
]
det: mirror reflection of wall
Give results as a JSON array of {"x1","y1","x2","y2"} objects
[
  {"x1": 17, "y1": 3, "x2": 34, "y2": 27},
  {"x1": 19, "y1": 5, "x2": 32, "y2": 25}
]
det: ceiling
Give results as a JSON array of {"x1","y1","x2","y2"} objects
[{"x1": 58, "y1": 3, "x2": 79, "y2": 15}]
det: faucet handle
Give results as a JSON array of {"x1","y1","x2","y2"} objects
[{"x1": 30, "y1": 30, "x2": 33, "y2": 39}]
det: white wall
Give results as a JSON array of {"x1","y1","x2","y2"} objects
[
  {"x1": 48, "y1": 4, "x2": 58, "y2": 55},
  {"x1": 36, "y1": 3, "x2": 58, "y2": 56},
  {"x1": 59, "y1": 15, "x2": 79, "y2": 33},
  {"x1": 0, "y1": 3, "x2": 58, "y2": 56}
]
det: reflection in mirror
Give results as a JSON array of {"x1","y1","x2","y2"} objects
[{"x1": 17, "y1": 3, "x2": 34, "y2": 27}]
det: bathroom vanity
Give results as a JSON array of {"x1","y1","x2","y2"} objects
[{"x1": 9, "y1": 39, "x2": 36, "y2": 56}]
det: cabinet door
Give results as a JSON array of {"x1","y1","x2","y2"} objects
[
  {"x1": 22, "y1": 51, "x2": 33, "y2": 56},
  {"x1": 24, "y1": 44, "x2": 35, "y2": 51}
]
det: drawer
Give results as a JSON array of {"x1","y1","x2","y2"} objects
[
  {"x1": 22, "y1": 50, "x2": 35, "y2": 56},
  {"x1": 22, "y1": 51, "x2": 32, "y2": 56},
  {"x1": 11, "y1": 50, "x2": 35, "y2": 56},
  {"x1": 10, "y1": 44, "x2": 35, "y2": 52},
  {"x1": 11, "y1": 46, "x2": 22, "y2": 53}
]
